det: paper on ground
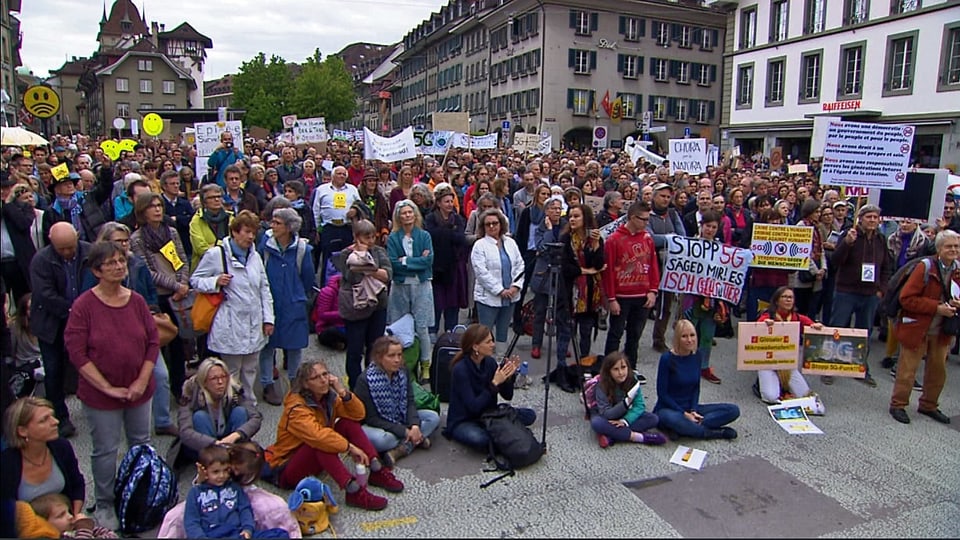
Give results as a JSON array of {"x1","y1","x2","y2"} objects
[
  {"x1": 768, "y1": 402, "x2": 824, "y2": 434},
  {"x1": 670, "y1": 446, "x2": 707, "y2": 470}
]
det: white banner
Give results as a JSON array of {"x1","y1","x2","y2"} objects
[
  {"x1": 658, "y1": 234, "x2": 753, "y2": 304},
  {"x1": 819, "y1": 121, "x2": 915, "y2": 191},
  {"x1": 599, "y1": 214, "x2": 627, "y2": 239},
  {"x1": 669, "y1": 138, "x2": 707, "y2": 175},
  {"x1": 414, "y1": 130, "x2": 454, "y2": 155},
  {"x1": 513, "y1": 133, "x2": 539, "y2": 153},
  {"x1": 332, "y1": 129, "x2": 350, "y2": 140},
  {"x1": 293, "y1": 117, "x2": 328, "y2": 144},
  {"x1": 537, "y1": 133, "x2": 552, "y2": 155},
  {"x1": 194, "y1": 121, "x2": 244, "y2": 157},
  {"x1": 363, "y1": 126, "x2": 417, "y2": 162},
  {"x1": 469, "y1": 133, "x2": 498, "y2": 149},
  {"x1": 451, "y1": 132, "x2": 471, "y2": 149}
]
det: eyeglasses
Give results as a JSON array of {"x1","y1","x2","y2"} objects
[
  {"x1": 148, "y1": 203, "x2": 164, "y2": 209},
  {"x1": 206, "y1": 374, "x2": 227, "y2": 383},
  {"x1": 484, "y1": 221, "x2": 500, "y2": 227},
  {"x1": 100, "y1": 259, "x2": 126, "y2": 269}
]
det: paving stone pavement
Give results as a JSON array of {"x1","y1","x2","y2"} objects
[{"x1": 61, "y1": 318, "x2": 960, "y2": 538}]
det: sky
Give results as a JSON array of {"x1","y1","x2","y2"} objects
[{"x1": 17, "y1": 0, "x2": 448, "y2": 79}]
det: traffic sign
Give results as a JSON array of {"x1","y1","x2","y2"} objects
[
  {"x1": 502, "y1": 121, "x2": 511, "y2": 130},
  {"x1": 684, "y1": 127, "x2": 691, "y2": 138}
]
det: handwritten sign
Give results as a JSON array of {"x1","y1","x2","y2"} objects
[
  {"x1": 659, "y1": 234, "x2": 753, "y2": 304},
  {"x1": 819, "y1": 120, "x2": 915, "y2": 190},
  {"x1": 512, "y1": 133, "x2": 540, "y2": 153},
  {"x1": 194, "y1": 120, "x2": 244, "y2": 157},
  {"x1": 801, "y1": 326, "x2": 868, "y2": 378},
  {"x1": 737, "y1": 321, "x2": 802, "y2": 371},
  {"x1": 749, "y1": 224, "x2": 813, "y2": 271},
  {"x1": 469, "y1": 133, "x2": 498, "y2": 149},
  {"x1": 788, "y1": 164, "x2": 809, "y2": 175},
  {"x1": 363, "y1": 127, "x2": 417, "y2": 163},
  {"x1": 668, "y1": 138, "x2": 707, "y2": 175},
  {"x1": 293, "y1": 117, "x2": 328, "y2": 144}
]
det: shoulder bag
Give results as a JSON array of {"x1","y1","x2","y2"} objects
[{"x1": 191, "y1": 246, "x2": 228, "y2": 334}]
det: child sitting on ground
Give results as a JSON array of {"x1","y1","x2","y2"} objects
[
  {"x1": 588, "y1": 352, "x2": 667, "y2": 448},
  {"x1": 29, "y1": 493, "x2": 118, "y2": 538}
]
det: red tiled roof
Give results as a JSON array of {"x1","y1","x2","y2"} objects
[{"x1": 99, "y1": 0, "x2": 149, "y2": 37}]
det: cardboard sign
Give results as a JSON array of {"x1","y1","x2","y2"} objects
[
  {"x1": 431, "y1": 112, "x2": 469, "y2": 133},
  {"x1": 659, "y1": 234, "x2": 753, "y2": 304},
  {"x1": 293, "y1": 117, "x2": 328, "y2": 144},
  {"x1": 282, "y1": 114, "x2": 298, "y2": 130},
  {"x1": 668, "y1": 138, "x2": 708, "y2": 175},
  {"x1": 788, "y1": 164, "x2": 809, "y2": 174},
  {"x1": 469, "y1": 133, "x2": 498, "y2": 149},
  {"x1": 51, "y1": 163, "x2": 70, "y2": 180},
  {"x1": 512, "y1": 133, "x2": 540, "y2": 153},
  {"x1": 363, "y1": 127, "x2": 417, "y2": 163},
  {"x1": 194, "y1": 120, "x2": 244, "y2": 156},
  {"x1": 583, "y1": 195, "x2": 604, "y2": 215},
  {"x1": 770, "y1": 146, "x2": 784, "y2": 171},
  {"x1": 800, "y1": 326, "x2": 868, "y2": 378},
  {"x1": 749, "y1": 224, "x2": 814, "y2": 271},
  {"x1": 737, "y1": 321, "x2": 802, "y2": 371},
  {"x1": 819, "y1": 120, "x2": 915, "y2": 190}
]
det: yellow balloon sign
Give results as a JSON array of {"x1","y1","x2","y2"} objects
[
  {"x1": 23, "y1": 85, "x2": 61, "y2": 119},
  {"x1": 100, "y1": 140, "x2": 120, "y2": 161},
  {"x1": 142, "y1": 113, "x2": 164, "y2": 136},
  {"x1": 118, "y1": 139, "x2": 138, "y2": 153}
]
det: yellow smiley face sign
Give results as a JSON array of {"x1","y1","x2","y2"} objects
[
  {"x1": 118, "y1": 139, "x2": 138, "y2": 153},
  {"x1": 100, "y1": 140, "x2": 121, "y2": 161},
  {"x1": 142, "y1": 113, "x2": 164, "y2": 136},
  {"x1": 23, "y1": 85, "x2": 61, "y2": 119}
]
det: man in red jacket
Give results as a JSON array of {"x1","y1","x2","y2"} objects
[{"x1": 602, "y1": 200, "x2": 660, "y2": 382}]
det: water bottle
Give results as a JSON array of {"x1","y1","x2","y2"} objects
[
  {"x1": 517, "y1": 361, "x2": 530, "y2": 389},
  {"x1": 355, "y1": 463, "x2": 368, "y2": 487}
]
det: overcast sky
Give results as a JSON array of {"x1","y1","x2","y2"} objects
[{"x1": 17, "y1": 0, "x2": 447, "y2": 79}]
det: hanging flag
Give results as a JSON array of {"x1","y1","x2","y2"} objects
[
  {"x1": 610, "y1": 96, "x2": 623, "y2": 123},
  {"x1": 600, "y1": 90, "x2": 612, "y2": 118}
]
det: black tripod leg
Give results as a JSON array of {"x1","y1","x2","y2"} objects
[
  {"x1": 570, "y1": 336, "x2": 591, "y2": 420},
  {"x1": 503, "y1": 327, "x2": 522, "y2": 359}
]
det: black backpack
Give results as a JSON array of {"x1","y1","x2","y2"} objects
[
  {"x1": 114, "y1": 443, "x2": 179, "y2": 534},
  {"x1": 879, "y1": 257, "x2": 933, "y2": 319},
  {"x1": 481, "y1": 404, "x2": 543, "y2": 471}
]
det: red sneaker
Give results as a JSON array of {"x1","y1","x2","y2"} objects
[
  {"x1": 597, "y1": 433, "x2": 611, "y2": 448},
  {"x1": 369, "y1": 468, "x2": 404, "y2": 493},
  {"x1": 345, "y1": 486, "x2": 388, "y2": 511},
  {"x1": 531, "y1": 347, "x2": 541, "y2": 359},
  {"x1": 700, "y1": 368, "x2": 722, "y2": 385}
]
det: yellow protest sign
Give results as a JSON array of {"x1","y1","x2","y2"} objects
[
  {"x1": 51, "y1": 163, "x2": 70, "y2": 180},
  {"x1": 737, "y1": 321, "x2": 801, "y2": 371},
  {"x1": 142, "y1": 113, "x2": 164, "y2": 136},
  {"x1": 100, "y1": 140, "x2": 120, "y2": 161},
  {"x1": 749, "y1": 224, "x2": 814, "y2": 271},
  {"x1": 118, "y1": 139, "x2": 138, "y2": 153},
  {"x1": 159, "y1": 240, "x2": 185, "y2": 271}
]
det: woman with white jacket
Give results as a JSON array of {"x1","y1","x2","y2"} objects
[
  {"x1": 470, "y1": 208, "x2": 524, "y2": 354},
  {"x1": 190, "y1": 210, "x2": 274, "y2": 405}
]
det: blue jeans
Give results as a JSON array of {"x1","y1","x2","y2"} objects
[
  {"x1": 152, "y1": 351, "x2": 173, "y2": 429},
  {"x1": 590, "y1": 411, "x2": 659, "y2": 442},
  {"x1": 603, "y1": 297, "x2": 650, "y2": 372},
  {"x1": 361, "y1": 409, "x2": 441, "y2": 453},
  {"x1": 447, "y1": 407, "x2": 536, "y2": 452},
  {"x1": 258, "y1": 346, "x2": 303, "y2": 387},
  {"x1": 476, "y1": 302, "x2": 515, "y2": 345},
  {"x1": 656, "y1": 403, "x2": 740, "y2": 439},
  {"x1": 192, "y1": 407, "x2": 249, "y2": 440},
  {"x1": 830, "y1": 291, "x2": 879, "y2": 376}
]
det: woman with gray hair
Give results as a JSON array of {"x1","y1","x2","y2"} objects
[
  {"x1": 256, "y1": 207, "x2": 316, "y2": 405},
  {"x1": 597, "y1": 190, "x2": 624, "y2": 228}
]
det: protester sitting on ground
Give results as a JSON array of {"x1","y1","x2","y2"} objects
[
  {"x1": 589, "y1": 352, "x2": 666, "y2": 448},
  {"x1": 442, "y1": 324, "x2": 536, "y2": 451},
  {"x1": 264, "y1": 359, "x2": 403, "y2": 511},
  {"x1": 756, "y1": 287, "x2": 825, "y2": 407},
  {"x1": 354, "y1": 336, "x2": 440, "y2": 467},
  {"x1": 28, "y1": 492, "x2": 118, "y2": 538},
  {"x1": 654, "y1": 319, "x2": 740, "y2": 440},
  {"x1": 171, "y1": 357, "x2": 262, "y2": 465},
  {"x1": 158, "y1": 442, "x2": 301, "y2": 538}
]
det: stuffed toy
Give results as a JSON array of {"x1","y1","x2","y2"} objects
[{"x1": 287, "y1": 476, "x2": 338, "y2": 536}]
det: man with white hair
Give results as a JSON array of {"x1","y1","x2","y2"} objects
[{"x1": 313, "y1": 165, "x2": 360, "y2": 284}]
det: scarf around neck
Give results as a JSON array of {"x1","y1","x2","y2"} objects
[
  {"x1": 365, "y1": 363, "x2": 407, "y2": 425},
  {"x1": 202, "y1": 208, "x2": 230, "y2": 238}
]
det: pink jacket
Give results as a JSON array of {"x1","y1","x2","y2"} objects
[
  {"x1": 314, "y1": 274, "x2": 344, "y2": 333},
  {"x1": 158, "y1": 485, "x2": 301, "y2": 538}
]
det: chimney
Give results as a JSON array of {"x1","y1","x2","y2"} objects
[
  {"x1": 160, "y1": 24, "x2": 165, "y2": 32},
  {"x1": 150, "y1": 21, "x2": 159, "y2": 48}
]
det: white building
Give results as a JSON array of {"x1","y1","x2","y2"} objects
[{"x1": 720, "y1": 0, "x2": 960, "y2": 169}]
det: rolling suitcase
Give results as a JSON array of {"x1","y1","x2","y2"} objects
[{"x1": 430, "y1": 324, "x2": 467, "y2": 402}]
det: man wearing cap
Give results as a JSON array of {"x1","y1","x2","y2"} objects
[
  {"x1": 314, "y1": 165, "x2": 361, "y2": 284},
  {"x1": 275, "y1": 146, "x2": 303, "y2": 186},
  {"x1": 827, "y1": 204, "x2": 892, "y2": 387},
  {"x1": 647, "y1": 182, "x2": 685, "y2": 352},
  {"x1": 833, "y1": 200, "x2": 853, "y2": 231},
  {"x1": 207, "y1": 131, "x2": 244, "y2": 188}
]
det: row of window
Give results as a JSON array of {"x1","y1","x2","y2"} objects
[
  {"x1": 565, "y1": 88, "x2": 717, "y2": 123},
  {"x1": 569, "y1": 49, "x2": 718, "y2": 86},
  {"x1": 739, "y1": 0, "x2": 922, "y2": 50},
  {"x1": 465, "y1": 90, "x2": 487, "y2": 114},
  {"x1": 398, "y1": 78, "x2": 427, "y2": 104},
  {"x1": 436, "y1": 94, "x2": 463, "y2": 112},
  {"x1": 436, "y1": 64, "x2": 463, "y2": 91},
  {"x1": 489, "y1": 89, "x2": 541, "y2": 118},
  {"x1": 490, "y1": 49, "x2": 541, "y2": 83},
  {"x1": 465, "y1": 59, "x2": 488, "y2": 86},
  {"x1": 115, "y1": 78, "x2": 176, "y2": 94},
  {"x1": 569, "y1": 10, "x2": 719, "y2": 50},
  {"x1": 437, "y1": 34, "x2": 463, "y2": 63},
  {"x1": 465, "y1": 27, "x2": 488, "y2": 57},
  {"x1": 116, "y1": 103, "x2": 176, "y2": 116},
  {"x1": 736, "y1": 25, "x2": 960, "y2": 108}
]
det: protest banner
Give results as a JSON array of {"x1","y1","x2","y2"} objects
[
  {"x1": 363, "y1": 126, "x2": 417, "y2": 162},
  {"x1": 658, "y1": 234, "x2": 753, "y2": 304},
  {"x1": 819, "y1": 120, "x2": 915, "y2": 190},
  {"x1": 767, "y1": 401, "x2": 823, "y2": 435},
  {"x1": 512, "y1": 133, "x2": 539, "y2": 153},
  {"x1": 583, "y1": 195, "x2": 604, "y2": 215},
  {"x1": 599, "y1": 214, "x2": 626, "y2": 239},
  {"x1": 800, "y1": 326, "x2": 868, "y2": 379},
  {"x1": 470, "y1": 133, "x2": 498, "y2": 149},
  {"x1": 414, "y1": 130, "x2": 454, "y2": 155},
  {"x1": 332, "y1": 129, "x2": 349, "y2": 140},
  {"x1": 451, "y1": 132, "x2": 471, "y2": 149},
  {"x1": 194, "y1": 120, "x2": 244, "y2": 156},
  {"x1": 788, "y1": 163, "x2": 809, "y2": 175},
  {"x1": 810, "y1": 115, "x2": 840, "y2": 159},
  {"x1": 737, "y1": 321, "x2": 802, "y2": 371},
  {"x1": 293, "y1": 117, "x2": 328, "y2": 144},
  {"x1": 668, "y1": 138, "x2": 707, "y2": 175},
  {"x1": 432, "y1": 112, "x2": 469, "y2": 133},
  {"x1": 281, "y1": 114, "x2": 298, "y2": 130},
  {"x1": 537, "y1": 133, "x2": 552, "y2": 155},
  {"x1": 749, "y1": 224, "x2": 813, "y2": 271}
]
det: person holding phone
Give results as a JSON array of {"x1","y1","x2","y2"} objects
[{"x1": 207, "y1": 131, "x2": 245, "y2": 189}]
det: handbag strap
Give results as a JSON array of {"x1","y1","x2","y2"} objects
[{"x1": 220, "y1": 244, "x2": 229, "y2": 275}]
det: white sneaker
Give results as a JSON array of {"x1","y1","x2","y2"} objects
[{"x1": 93, "y1": 505, "x2": 119, "y2": 532}]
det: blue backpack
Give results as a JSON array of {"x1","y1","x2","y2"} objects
[{"x1": 114, "y1": 443, "x2": 179, "y2": 534}]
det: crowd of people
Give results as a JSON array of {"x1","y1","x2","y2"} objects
[{"x1": 1, "y1": 129, "x2": 956, "y2": 537}]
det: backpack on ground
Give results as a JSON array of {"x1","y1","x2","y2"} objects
[
  {"x1": 114, "y1": 443, "x2": 179, "y2": 535},
  {"x1": 431, "y1": 325, "x2": 467, "y2": 402},
  {"x1": 480, "y1": 404, "x2": 543, "y2": 471},
  {"x1": 880, "y1": 257, "x2": 933, "y2": 319},
  {"x1": 582, "y1": 374, "x2": 600, "y2": 414}
]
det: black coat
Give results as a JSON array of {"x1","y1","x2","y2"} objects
[
  {"x1": 424, "y1": 209, "x2": 467, "y2": 286},
  {"x1": 163, "y1": 194, "x2": 195, "y2": 261},
  {"x1": 41, "y1": 165, "x2": 113, "y2": 243},
  {"x1": 0, "y1": 438, "x2": 85, "y2": 506},
  {"x1": 1, "y1": 201, "x2": 42, "y2": 281},
  {"x1": 28, "y1": 241, "x2": 93, "y2": 344}
]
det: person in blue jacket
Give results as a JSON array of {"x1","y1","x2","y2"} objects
[
  {"x1": 257, "y1": 207, "x2": 315, "y2": 406},
  {"x1": 207, "y1": 131, "x2": 245, "y2": 188}
]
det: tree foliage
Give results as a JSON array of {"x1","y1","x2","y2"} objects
[{"x1": 232, "y1": 49, "x2": 357, "y2": 132}]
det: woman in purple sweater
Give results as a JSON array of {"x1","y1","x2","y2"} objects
[{"x1": 64, "y1": 241, "x2": 158, "y2": 531}]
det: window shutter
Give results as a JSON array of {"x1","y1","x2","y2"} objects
[
  {"x1": 693, "y1": 28, "x2": 703, "y2": 44},
  {"x1": 590, "y1": 51, "x2": 597, "y2": 70},
  {"x1": 672, "y1": 24, "x2": 682, "y2": 41},
  {"x1": 670, "y1": 60, "x2": 680, "y2": 78},
  {"x1": 619, "y1": 16, "x2": 626, "y2": 35},
  {"x1": 668, "y1": 97, "x2": 677, "y2": 116},
  {"x1": 692, "y1": 62, "x2": 700, "y2": 78},
  {"x1": 711, "y1": 65, "x2": 717, "y2": 82},
  {"x1": 590, "y1": 13, "x2": 599, "y2": 32},
  {"x1": 569, "y1": 49, "x2": 576, "y2": 68},
  {"x1": 712, "y1": 30, "x2": 719, "y2": 44},
  {"x1": 589, "y1": 90, "x2": 596, "y2": 111},
  {"x1": 652, "y1": 21, "x2": 661, "y2": 39},
  {"x1": 709, "y1": 101, "x2": 716, "y2": 119},
  {"x1": 639, "y1": 18, "x2": 646, "y2": 37},
  {"x1": 617, "y1": 54, "x2": 625, "y2": 73},
  {"x1": 638, "y1": 56, "x2": 644, "y2": 75},
  {"x1": 648, "y1": 95, "x2": 655, "y2": 111},
  {"x1": 650, "y1": 57, "x2": 657, "y2": 75},
  {"x1": 570, "y1": 10, "x2": 577, "y2": 29}
]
